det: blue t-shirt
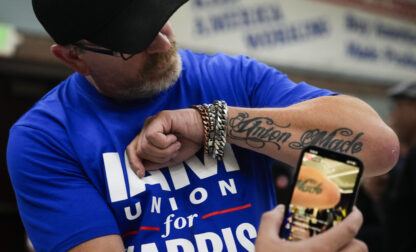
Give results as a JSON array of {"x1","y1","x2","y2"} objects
[{"x1": 7, "y1": 49, "x2": 335, "y2": 251}]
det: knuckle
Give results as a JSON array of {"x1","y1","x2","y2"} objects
[
  {"x1": 144, "y1": 131, "x2": 155, "y2": 141},
  {"x1": 344, "y1": 222, "x2": 359, "y2": 236}
]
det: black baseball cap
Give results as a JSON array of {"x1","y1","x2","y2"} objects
[
  {"x1": 32, "y1": 0, "x2": 188, "y2": 54},
  {"x1": 388, "y1": 80, "x2": 416, "y2": 100}
]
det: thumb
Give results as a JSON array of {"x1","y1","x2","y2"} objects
[
  {"x1": 126, "y1": 140, "x2": 145, "y2": 178},
  {"x1": 273, "y1": 204, "x2": 286, "y2": 229},
  {"x1": 257, "y1": 204, "x2": 286, "y2": 238}
]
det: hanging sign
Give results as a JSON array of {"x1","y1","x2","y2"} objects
[{"x1": 170, "y1": 0, "x2": 416, "y2": 82}]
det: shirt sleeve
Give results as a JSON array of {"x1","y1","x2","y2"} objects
[
  {"x1": 239, "y1": 56, "x2": 338, "y2": 108},
  {"x1": 7, "y1": 125, "x2": 120, "y2": 252}
]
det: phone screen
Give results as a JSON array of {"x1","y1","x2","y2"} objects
[{"x1": 278, "y1": 146, "x2": 363, "y2": 241}]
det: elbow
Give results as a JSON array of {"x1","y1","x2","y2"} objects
[
  {"x1": 365, "y1": 126, "x2": 400, "y2": 177},
  {"x1": 380, "y1": 137, "x2": 400, "y2": 176}
]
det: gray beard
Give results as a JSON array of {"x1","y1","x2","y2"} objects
[{"x1": 112, "y1": 53, "x2": 182, "y2": 101}]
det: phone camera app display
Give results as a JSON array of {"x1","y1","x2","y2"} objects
[{"x1": 280, "y1": 150, "x2": 361, "y2": 241}]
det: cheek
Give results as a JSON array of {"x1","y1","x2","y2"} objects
[
  {"x1": 90, "y1": 64, "x2": 114, "y2": 80},
  {"x1": 124, "y1": 55, "x2": 148, "y2": 75},
  {"x1": 89, "y1": 57, "x2": 135, "y2": 79}
]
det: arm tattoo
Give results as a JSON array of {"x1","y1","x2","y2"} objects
[
  {"x1": 289, "y1": 128, "x2": 364, "y2": 154},
  {"x1": 228, "y1": 112, "x2": 291, "y2": 149},
  {"x1": 296, "y1": 179, "x2": 322, "y2": 194},
  {"x1": 228, "y1": 112, "x2": 364, "y2": 154}
]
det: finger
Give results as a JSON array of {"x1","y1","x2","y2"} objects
[
  {"x1": 139, "y1": 141, "x2": 181, "y2": 163},
  {"x1": 255, "y1": 205, "x2": 286, "y2": 252},
  {"x1": 144, "y1": 141, "x2": 202, "y2": 171},
  {"x1": 126, "y1": 142, "x2": 146, "y2": 178},
  {"x1": 143, "y1": 157, "x2": 180, "y2": 171},
  {"x1": 142, "y1": 115, "x2": 156, "y2": 127},
  {"x1": 339, "y1": 239, "x2": 368, "y2": 252},
  {"x1": 147, "y1": 133, "x2": 178, "y2": 149},
  {"x1": 257, "y1": 205, "x2": 286, "y2": 238},
  {"x1": 304, "y1": 207, "x2": 363, "y2": 251}
]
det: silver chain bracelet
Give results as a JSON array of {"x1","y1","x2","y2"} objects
[
  {"x1": 192, "y1": 100, "x2": 228, "y2": 160},
  {"x1": 212, "y1": 100, "x2": 227, "y2": 160}
]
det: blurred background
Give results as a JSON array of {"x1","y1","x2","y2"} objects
[{"x1": 1, "y1": 0, "x2": 415, "y2": 251}]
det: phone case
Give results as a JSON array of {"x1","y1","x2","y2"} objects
[{"x1": 277, "y1": 146, "x2": 363, "y2": 241}]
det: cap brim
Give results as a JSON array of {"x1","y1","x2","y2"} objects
[{"x1": 87, "y1": 0, "x2": 188, "y2": 54}]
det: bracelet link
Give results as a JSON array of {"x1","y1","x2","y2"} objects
[
  {"x1": 190, "y1": 105, "x2": 210, "y2": 154},
  {"x1": 191, "y1": 100, "x2": 227, "y2": 160},
  {"x1": 211, "y1": 100, "x2": 227, "y2": 160}
]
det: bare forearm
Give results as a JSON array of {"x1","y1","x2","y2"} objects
[
  {"x1": 127, "y1": 95, "x2": 399, "y2": 177},
  {"x1": 227, "y1": 95, "x2": 399, "y2": 176}
]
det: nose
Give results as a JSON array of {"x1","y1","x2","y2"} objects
[{"x1": 145, "y1": 32, "x2": 171, "y2": 54}]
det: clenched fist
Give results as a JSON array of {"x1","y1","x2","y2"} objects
[{"x1": 126, "y1": 109, "x2": 204, "y2": 178}]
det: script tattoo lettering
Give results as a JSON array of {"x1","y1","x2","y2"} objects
[
  {"x1": 228, "y1": 113, "x2": 291, "y2": 149},
  {"x1": 289, "y1": 128, "x2": 364, "y2": 154},
  {"x1": 296, "y1": 179, "x2": 322, "y2": 194}
]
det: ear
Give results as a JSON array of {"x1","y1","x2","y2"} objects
[{"x1": 51, "y1": 44, "x2": 90, "y2": 76}]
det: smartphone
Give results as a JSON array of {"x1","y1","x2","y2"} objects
[{"x1": 276, "y1": 146, "x2": 363, "y2": 241}]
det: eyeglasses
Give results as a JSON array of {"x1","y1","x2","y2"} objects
[{"x1": 72, "y1": 42, "x2": 136, "y2": 61}]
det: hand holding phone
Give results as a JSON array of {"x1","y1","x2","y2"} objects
[
  {"x1": 276, "y1": 146, "x2": 363, "y2": 241},
  {"x1": 255, "y1": 205, "x2": 366, "y2": 252}
]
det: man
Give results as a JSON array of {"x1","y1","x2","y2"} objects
[{"x1": 7, "y1": 0, "x2": 397, "y2": 251}]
